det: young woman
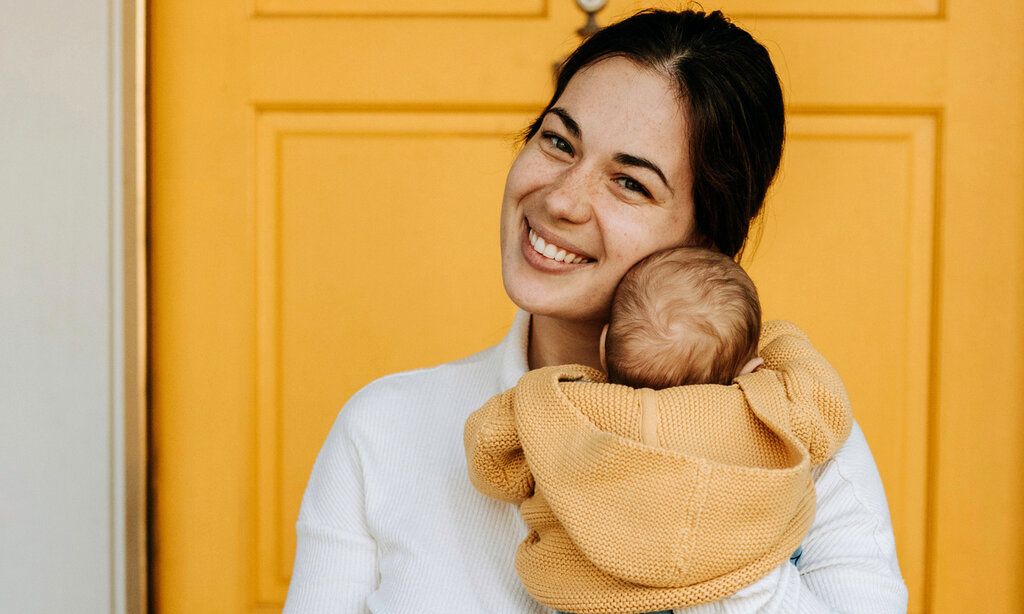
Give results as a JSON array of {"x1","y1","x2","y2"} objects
[{"x1": 284, "y1": 10, "x2": 908, "y2": 613}]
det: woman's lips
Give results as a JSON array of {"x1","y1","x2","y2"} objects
[
  {"x1": 520, "y1": 222, "x2": 594, "y2": 272},
  {"x1": 528, "y1": 228, "x2": 592, "y2": 264}
]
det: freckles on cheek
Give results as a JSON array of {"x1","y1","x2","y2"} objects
[
  {"x1": 606, "y1": 223, "x2": 647, "y2": 261},
  {"x1": 509, "y1": 150, "x2": 543, "y2": 186}
]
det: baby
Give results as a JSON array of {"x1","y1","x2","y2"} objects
[
  {"x1": 599, "y1": 246, "x2": 764, "y2": 390},
  {"x1": 464, "y1": 247, "x2": 853, "y2": 614}
]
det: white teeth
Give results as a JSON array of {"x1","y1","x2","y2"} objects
[{"x1": 528, "y1": 226, "x2": 591, "y2": 264}]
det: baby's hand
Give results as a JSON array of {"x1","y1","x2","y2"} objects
[{"x1": 738, "y1": 356, "x2": 764, "y2": 375}]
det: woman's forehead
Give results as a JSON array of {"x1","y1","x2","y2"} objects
[{"x1": 552, "y1": 56, "x2": 688, "y2": 170}]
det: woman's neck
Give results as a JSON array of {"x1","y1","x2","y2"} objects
[{"x1": 528, "y1": 314, "x2": 604, "y2": 371}]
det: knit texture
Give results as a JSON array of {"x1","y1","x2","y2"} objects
[
  {"x1": 464, "y1": 320, "x2": 853, "y2": 614},
  {"x1": 285, "y1": 311, "x2": 907, "y2": 613}
]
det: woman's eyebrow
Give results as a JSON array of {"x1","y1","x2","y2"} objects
[
  {"x1": 546, "y1": 107, "x2": 672, "y2": 194},
  {"x1": 613, "y1": 153, "x2": 672, "y2": 193},
  {"x1": 547, "y1": 107, "x2": 581, "y2": 139}
]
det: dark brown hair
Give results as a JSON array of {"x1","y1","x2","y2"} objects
[
  {"x1": 605, "y1": 247, "x2": 761, "y2": 388},
  {"x1": 524, "y1": 9, "x2": 785, "y2": 259}
]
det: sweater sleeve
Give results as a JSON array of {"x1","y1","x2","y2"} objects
[
  {"x1": 463, "y1": 388, "x2": 535, "y2": 504},
  {"x1": 669, "y1": 424, "x2": 907, "y2": 613},
  {"x1": 283, "y1": 401, "x2": 378, "y2": 613},
  {"x1": 714, "y1": 324, "x2": 905, "y2": 612},
  {"x1": 745, "y1": 320, "x2": 853, "y2": 466},
  {"x1": 795, "y1": 421, "x2": 908, "y2": 612},
  {"x1": 672, "y1": 562, "x2": 840, "y2": 613},
  {"x1": 753, "y1": 324, "x2": 906, "y2": 611}
]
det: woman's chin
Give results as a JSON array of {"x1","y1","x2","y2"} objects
[
  {"x1": 503, "y1": 281, "x2": 604, "y2": 322},
  {"x1": 501, "y1": 249, "x2": 610, "y2": 320}
]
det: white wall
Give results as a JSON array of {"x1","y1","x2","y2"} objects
[{"x1": 0, "y1": 2, "x2": 127, "y2": 612}]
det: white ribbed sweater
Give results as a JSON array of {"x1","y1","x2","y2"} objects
[{"x1": 284, "y1": 312, "x2": 908, "y2": 614}]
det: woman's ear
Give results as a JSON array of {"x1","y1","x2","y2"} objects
[
  {"x1": 738, "y1": 356, "x2": 764, "y2": 376},
  {"x1": 599, "y1": 323, "x2": 609, "y2": 373}
]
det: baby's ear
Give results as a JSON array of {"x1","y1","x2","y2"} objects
[
  {"x1": 738, "y1": 356, "x2": 764, "y2": 376},
  {"x1": 599, "y1": 323, "x2": 609, "y2": 373}
]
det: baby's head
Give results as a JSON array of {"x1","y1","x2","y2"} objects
[{"x1": 601, "y1": 247, "x2": 762, "y2": 389}]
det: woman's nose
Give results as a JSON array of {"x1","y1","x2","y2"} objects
[{"x1": 543, "y1": 166, "x2": 594, "y2": 224}]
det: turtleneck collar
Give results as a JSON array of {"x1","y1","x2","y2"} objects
[{"x1": 498, "y1": 309, "x2": 531, "y2": 391}]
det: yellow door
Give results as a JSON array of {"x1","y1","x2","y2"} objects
[{"x1": 150, "y1": 1, "x2": 1024, "y2": 612}]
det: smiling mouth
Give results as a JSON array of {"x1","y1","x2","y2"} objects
[{"x1": 527, "y1": 227, "x2": 593, "y2": 264}]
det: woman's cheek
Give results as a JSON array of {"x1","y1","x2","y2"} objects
[
  {"x1": 505, "y1": 149, "x2": 545, "y2": 195},
  {"x1": 602, "y1": 213, "x2": 649, "y2": 262}
]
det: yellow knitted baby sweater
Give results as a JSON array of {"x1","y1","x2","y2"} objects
[{"x1": 463, "y1": 320, "x2": 852, "y2": 614}]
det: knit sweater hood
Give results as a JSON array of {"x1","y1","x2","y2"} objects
[{"x1": 464, "y1": 320, "x2": 853, "y2": 614}]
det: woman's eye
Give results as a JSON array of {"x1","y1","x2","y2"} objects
[
  {"x1": 541, "y1": 132, "x2": 573, "y2": 155},
  {"x1": 616, "y1": 176, "x2": 651, "y2": 198}
]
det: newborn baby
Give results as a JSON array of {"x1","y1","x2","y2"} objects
[
  {"x1": 599, "y1": 246, "x2": 764, "y2": 390},
  {"x1": 464, "y1": 247, "x2": 853, "y2": 614}
]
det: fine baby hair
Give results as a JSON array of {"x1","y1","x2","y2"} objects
[{"x1": 603, "y1": 246, "x2": 761, "y2": 389}]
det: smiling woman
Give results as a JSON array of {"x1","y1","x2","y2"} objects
[
  {"x1": 500, "y1": 57, "x2": 697, "y2": 349},
  {"x1": 284, "y1": 9, "x2": 907, "y2": 614}
]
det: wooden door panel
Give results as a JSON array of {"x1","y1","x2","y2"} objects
[
  {"x1": 251, "y1": 19, "x2": 565, "y2": 106},
  {"x1": 713, "y1": 0, "x2": 941, "y2": 18},
  {"x1": 255, "y1": 0, "x2": 548, "y2": 17},
  {"x1": 254, "y1": 111, "x2": 527, "y2": 602}
]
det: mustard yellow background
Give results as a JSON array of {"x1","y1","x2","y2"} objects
[{"x1": 150, "y1": 1, "x2": 1024, "y2": 612}]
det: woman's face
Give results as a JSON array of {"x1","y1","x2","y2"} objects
[{"x1": 500, "y1": 56, "x2": 697, "y2": 323}]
